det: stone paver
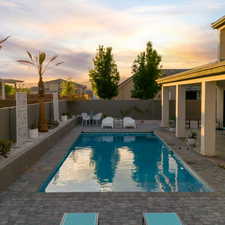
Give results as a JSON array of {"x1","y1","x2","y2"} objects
[{"x1": 1, "y1": 121, "x2": 225, "y2": 225}]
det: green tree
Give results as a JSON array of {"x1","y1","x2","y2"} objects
[
  {"x1": 131, "y1": 41, "x2": 161, "y2": 99},
  {"x1": 89, "y1": 46, "x2": 120, "y2": 99},
  {"x1": 60, "y1": 79, "x2": 77, "y2": 98},
  {"x1": 5, "y1": 85, "x2": 15, "y2": 96}
]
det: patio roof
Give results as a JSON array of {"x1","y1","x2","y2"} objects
[
  {"x1": 211, "y1": 15, "x2": 225, "y2": 29},
  {"x1": 157, "y1": 60, "x2": 225, "y2": 85},
  {"x1": 0, "y1": 78, "x2": 23, "y2": 84}
]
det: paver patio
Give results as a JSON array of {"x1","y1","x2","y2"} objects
[{"x1": 1, "y1": 121, "x2": 225, "y2": 225}]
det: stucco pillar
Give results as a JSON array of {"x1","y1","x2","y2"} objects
[
  {"x1": 201, "y1": 81, "x2": 216, "y2": 156},
  {"x1": 216, "y1": 85, "x2": 224, "y2": 128},
  {"x1": 161, "y1": 86, "x2": 169, "y2": 127},
  {"x1": 1, "y1": 81, "x2": 5, "y2": 100},
  {"x1": 176, "y1": 85, "x2": 186, "y2": 137}
]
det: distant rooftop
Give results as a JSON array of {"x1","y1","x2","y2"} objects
[
  {"x1": 119, "y1": 69, "x2": 190, "y2": 88},
  {"x1": 45, "y1": 79, "x2": 86, "y2": 88},
  {"x1": 0, "y1": 78, "x2": 23, "y2": 84}
]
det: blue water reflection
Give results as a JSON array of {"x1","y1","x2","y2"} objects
[{"x1": 44, "y1": 133, "x2": 210, "y2": 192}]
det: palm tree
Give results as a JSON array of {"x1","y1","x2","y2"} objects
[
  {"x1": 0, "y1": 36, "x2": 10, "y2": 50},
  {"x1": 18, "y1": 51, "x2": 63, "y2": 132}
]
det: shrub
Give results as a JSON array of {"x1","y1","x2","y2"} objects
[
  {"x1": 189, "y1": 131, "x2": 197, "y2": 139},
  {"x1": 0, "y1": 140, "x2": 11, "y2": 158}
]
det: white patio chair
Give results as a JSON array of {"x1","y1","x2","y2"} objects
[
  {"x1": 123, "y1": 117, "x2": 136, "y2": 128},
  {"x1": 81, "y1": 112, "x2": 90, "y2": 127},
  {"x1": 101, "y1": 117, "x2": 114, "y2": 128},
  {"x1": 92, "y1": 113, "x2": 103, "y2": 126}
]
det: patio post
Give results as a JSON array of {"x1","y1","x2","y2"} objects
[
  {"x1": 161, "y1": 86, "x2": 169, "y2": 127},
  {"x1": 175, "y1": 85, "x2": 186, "y2": 137},
  {"x1": 201, "y1": 81, "x2": 216, "y2": 156},
  {"x1": 216, "y1": 85, "x2": 224, "y2": 127}
]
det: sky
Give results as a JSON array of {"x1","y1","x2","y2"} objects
[{"x1": 0, "y1": 0, "x2": 224, "y2": 86}]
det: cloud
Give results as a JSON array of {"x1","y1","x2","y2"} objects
[
  {"x1": 0, "y1": 0, "x2": 224, "y2": 83},
  {"x1": 0, "y1": 38, "x2": 93, "y2": 83}
]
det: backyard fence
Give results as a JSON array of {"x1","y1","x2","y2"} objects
[
  {"x1": 0, "y1": 100, "x2": 68, "y2": 141},
  {"x1": 68, "y1": 100, "x2": 201, "y2": 121},
  {"x1": 0, "y1": 99, "x2": 201, "y2": 140}
]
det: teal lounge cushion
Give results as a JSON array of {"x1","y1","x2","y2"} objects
[
  {"x1": 60, "y1": 213, "x2": 98, "y2": 225},
  {"x1": 144, "y1": 213, "x2": 183, "y2": 225}
]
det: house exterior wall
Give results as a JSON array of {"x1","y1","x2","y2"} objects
[
  {"x1": 115, "y1": 78, "x2": 200, "y2": 100},
  {"x1": 115, "y1": 78, "x2": 162, "y2": 100},
  {"x1": 115, "y1": 79, "x2": 135, "y2": 100},
  {"x1": 30, "y1": 80, "x2": 86, "y2": 95},
  {"x1": 220, "y1": 27, "x2": 225, "y2": 61},
  {"x1": 45, "y1": 82, "x2": 59, "y2": 93}
]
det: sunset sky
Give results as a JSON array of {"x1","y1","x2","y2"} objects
[{"x1": 0, "y1": 0, "x2": 224, "y2": 86}]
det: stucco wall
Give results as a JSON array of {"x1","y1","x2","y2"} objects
[
  {"x1": 0, "y1": 99, "x2": 201, "y2": 140},
  {"x1": 220, "y1": 28, "x2": 225, "y2": 61},
  {"x1": 116, "y1": 79, "x2": 135, "y2": 100},
  {"x1": 68, "y1": 100, "x2": 201, "y2": 121},
  {"x1": 0, "y1": 100, "x2": 68, "y2": 141}
]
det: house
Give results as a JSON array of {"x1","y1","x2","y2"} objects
[
  {"x1": 30, "y1": 79, "x2": 86, "y2": 96},
  {"x1": 157, "y1": 15, "x2": 225, "y2": 157},
  {"x1": 114, "y1": 69, "x2": 195, "y2": 100}
]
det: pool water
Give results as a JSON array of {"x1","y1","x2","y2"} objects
[{"x1": 41, "y1": 133, "x2": 211, "y2": 192}]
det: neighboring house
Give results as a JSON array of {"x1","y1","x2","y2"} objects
[
  {"x1": 114, "y1": 69, "x2": 200, "y2": 100},
  {"x1": 30, "y1": 79, "x2": 87, "y2": 96},
  {"x1": 0, "y1": 78, "x2": 23, "y2": 100}
]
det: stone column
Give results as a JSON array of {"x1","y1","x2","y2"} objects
[
  {"x1": 216, "y1": 85, "x2": 224, "y2": 128},
  {"x1": 176, "y1": 85, "x2": 186, "y2": 137},
  {"x1": 161, "y1": 86, "x2": 169, "y2": 127},
  {"x1": 53, "y1": 92, "x2": 59, "y2": 122},
  {"x1": 201, "y1": 81, "x2": 216, "y2": 156}
]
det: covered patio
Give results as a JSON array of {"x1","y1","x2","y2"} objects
[
  {"x1": 157, "y1": 15, "x2": 225, "y2": 158},
  {"x1": 157, "y1": 60, "x2": 225, "y2": 157},
  {"x1": 0, "y1": 78, "x2": 23, "y2": 100}
]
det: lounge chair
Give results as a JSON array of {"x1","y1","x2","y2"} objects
[
  {"x1": 60, "y1": 213, "x2": 98, "y2": 225},
  {"x1": 101, "y1": 117, "x2": 114, "y2": 128},
  {"x1": 123, "y1": 117, "x2": 136, "y2": 128},
  {"x1": 143, "y1": 213, "x2": 183, "y2": 225}
]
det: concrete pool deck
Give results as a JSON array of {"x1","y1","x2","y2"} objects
[{"x1": 1, "y1": 121, "x2": 225, "y2": 224}]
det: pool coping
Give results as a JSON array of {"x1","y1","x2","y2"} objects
[
  {"x1": 155, "y1": 129, "x2": 225, "y2": 192},
  {"x1": 155, "y1": 133, "x2": 213, "y2": 192}
]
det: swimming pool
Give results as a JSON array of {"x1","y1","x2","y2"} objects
[{"x1": 40, "y1": 132, "x2": 211, "y2": 192}]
